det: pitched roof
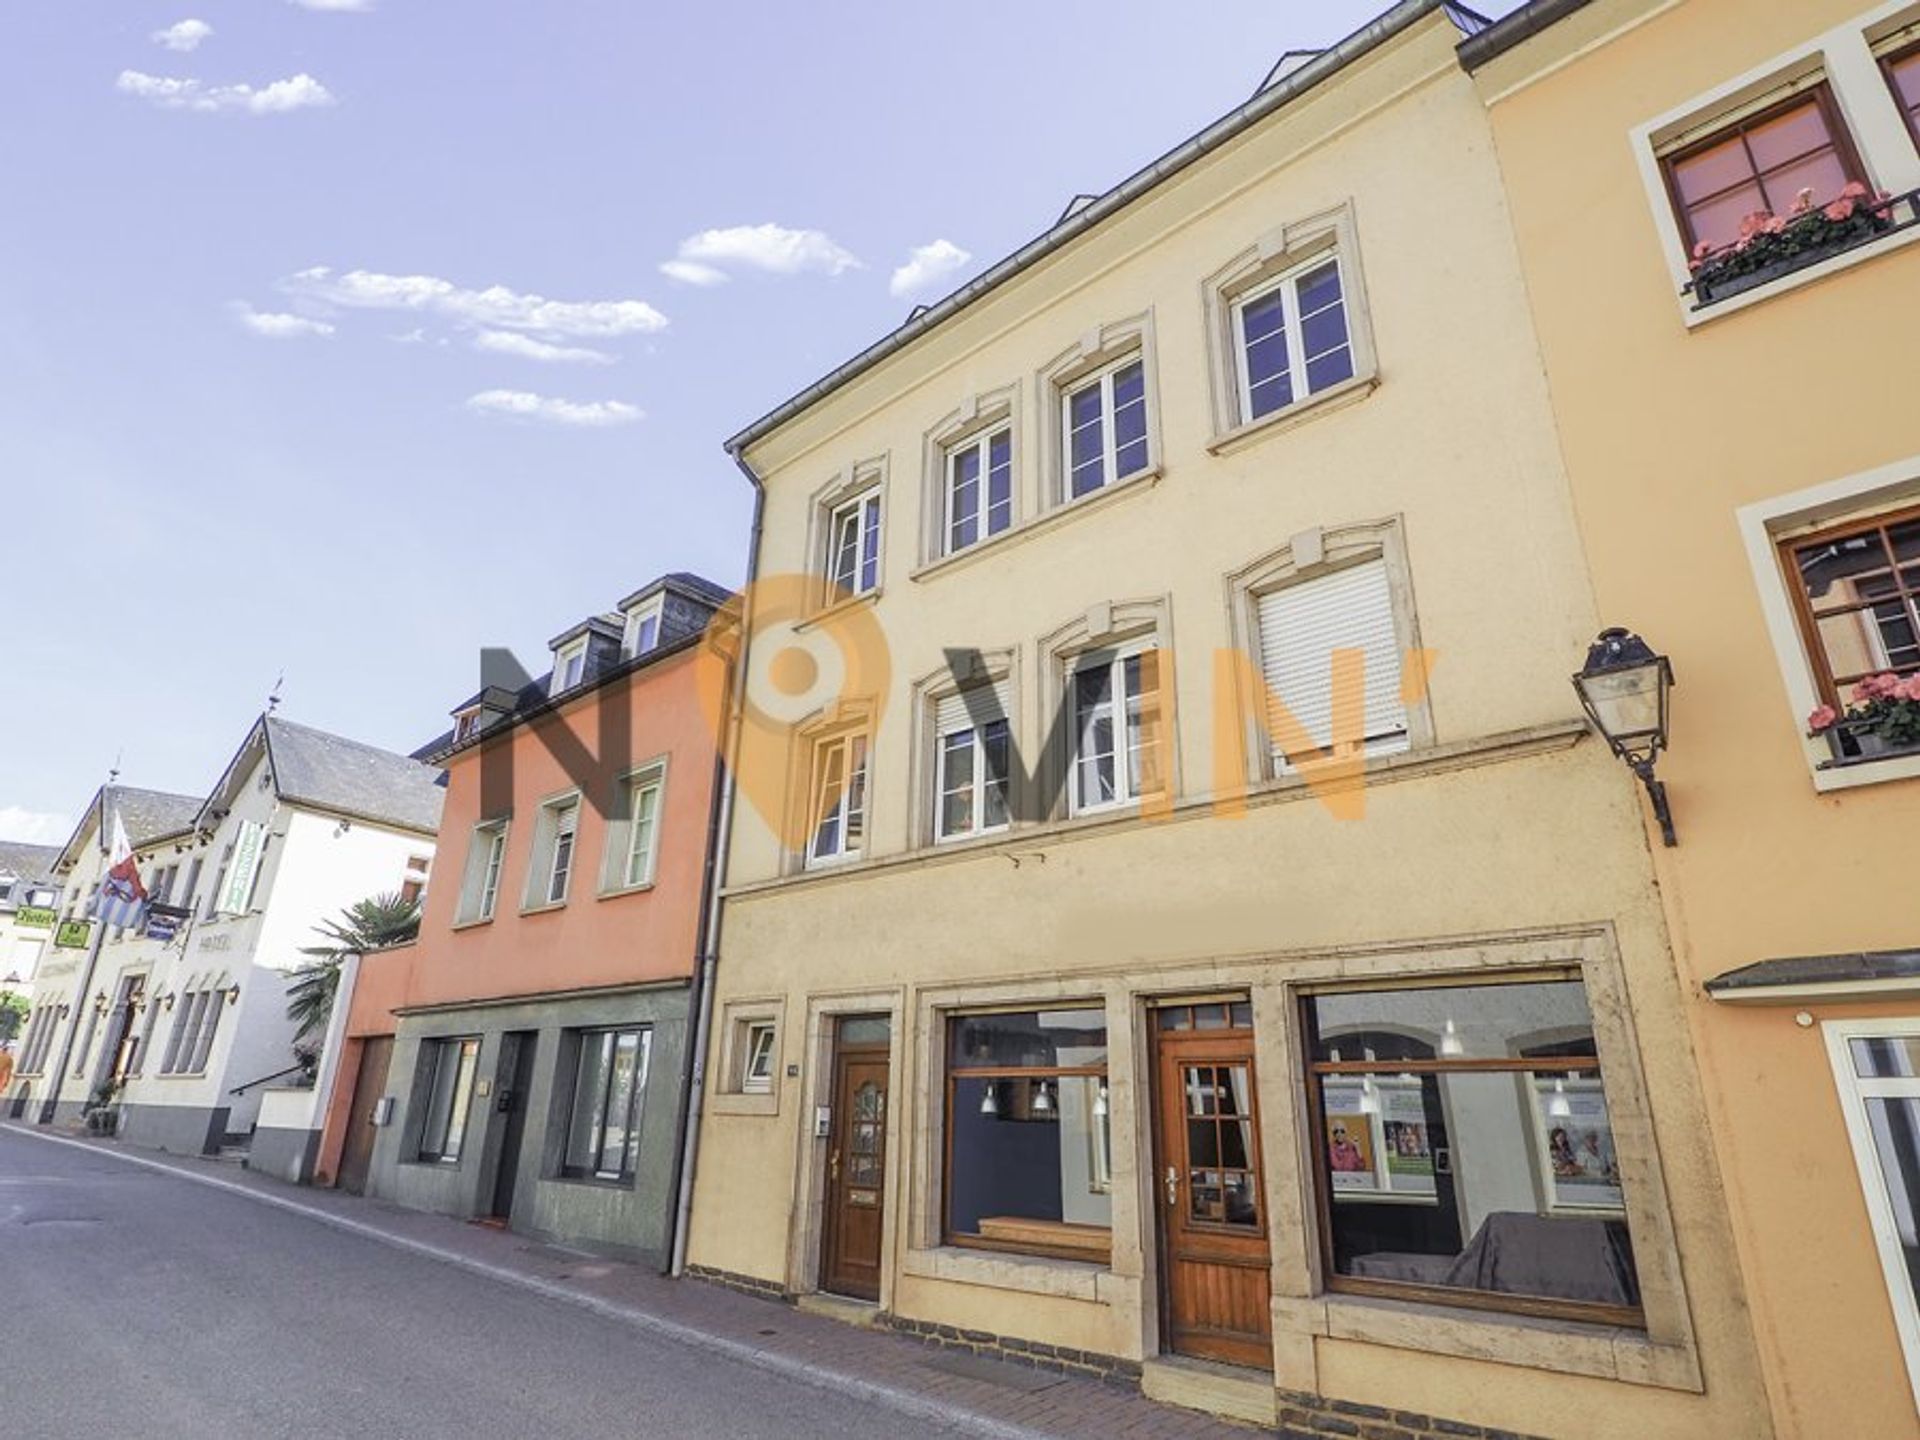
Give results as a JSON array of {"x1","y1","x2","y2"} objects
[
  {"x1": 0, "y1": 841, "x2": 60, "y2": 886},
  {"x1": 616, "y1": 571, "x2": 736, "y2": 614},
  {"x1": 262, "y1": 716, "x2": 446, "y2": 835},
  {"x1": 55, "y1": 783, "x2": 205, "y2": 870}
]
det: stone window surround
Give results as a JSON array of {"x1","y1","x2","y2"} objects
[
  {"x1": 883, "y1": 928, "x2": 1701, "y2": 1393},
  {"x1": 785, "y1": 988, "x2": 907, "y2": 1305},
  {"x1": 518, "y1": 786, "x2": 583, "y2": 915},
  {"x1": 596, "y1": 755, "x2": 670, "y2": 899},
  {"x1": 710, "y1": 997, "x2": 787, "y2": 1118},
  {"x1": 805, "y1": 456, "x2": 890, "y2": 616},
  {"x1": 1737, "y1": 449, "x2": 1920, "y2": 792},
  {"x1": 452, "y1": 816, "x2": 511, "y2": 930},
  {"x1": 1222, "y1": 516, "x2": 1435, "y2": 788},
  {"x1": 905, "y1": 646, "x2": 1021, "y2": 850},
  {"x1": 1035, "y1": 596, "x2": 1181, "y2": 824},
  {"x1": 782, "y1": 698, "x2": 878, "y2": 877},
  {"x1": 1035, "y1": 310, "x2": 1164, "y2": 511},
  {"x1": 1629, "y1": 0, "x2": 1920, "y2": 328},
  {"x1": 918, "y1": 383, "x2": 1023, "y2": 568},
  {"x1": 1199, "y1": 199, "x2": 1381, "y2": 450}
]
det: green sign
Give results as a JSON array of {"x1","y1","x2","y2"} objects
[
  {"x1": 14, "y1": 906, "x2": 56, "y2": 930},
  {"x1": 53, "y1": 919, "x2": 92, "y2": 949}
]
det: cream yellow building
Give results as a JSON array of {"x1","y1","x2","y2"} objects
[
  {"x1": 685, "y1": 3, "x2": 1771, "y2": 1433},
  {"x1": 1466, "y1": 1, "x2": 1920, "y2": 1436}
]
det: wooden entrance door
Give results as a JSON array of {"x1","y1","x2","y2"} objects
[
  {"x1": 1151, "y1": 1009, "x2": 1272, "y2": 1368},
  {"x1": 821, "y1": 1029, "x2": 889, "y2": 1301},
  {"x1": 337, "y1": 1036, "x2": 394, "y2": 1196}
]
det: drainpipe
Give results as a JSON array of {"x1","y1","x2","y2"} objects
[{"x1": 667, "y1": 445, "x2": 766, "y2": 1278}]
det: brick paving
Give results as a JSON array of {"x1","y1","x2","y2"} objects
[{"x1": 6, "y1": 1124, "x2": 1257, "y2": 1439}]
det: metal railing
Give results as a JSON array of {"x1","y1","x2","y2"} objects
[{"x1": 1684, "y1": 188, "x2": 1919, "y2": 308}]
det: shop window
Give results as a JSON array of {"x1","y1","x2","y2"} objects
[
  {"x1": 1302, "y1": 977, "x2": 1644, "y2": 1325},
  {"x1": 943, "y1": 1007, "x2": 1111, "y2": 1261},
  {"x1": 562, "y1": 1027, "x2": 651, "y2": 1182},
  {"x1": 418, "y1": 1036, "x2": 481, "y2": 1164}
]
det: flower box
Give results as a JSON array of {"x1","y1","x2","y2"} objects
[
  {"x1": 1810, "y1": 673, "x2": 1920, "y2": 765},
  {"x1": 1689, "y1": 184, "x2": 1897, "y2": 307}
]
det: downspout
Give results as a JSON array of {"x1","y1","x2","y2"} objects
[{"x1": 668, "y1": 444, "x2": 766, "y2": 1277}]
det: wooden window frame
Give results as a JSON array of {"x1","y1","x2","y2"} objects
[
  {"x1": 1882, "y1": 38, "x2": 1920, "y2": 148},
  {"x1": 1659, "y1": 82, "x2": 1869, "y2": 251},
  {"x1": 1298, "y1": 979, "x2": 1646, "y2": 1331},
  {"x1": 1776, "y1": 500, "x2": 1920, "y2": 707},
  {"x1": 940, "y1": 1006, "x2": 1113, "y2": 1264}
]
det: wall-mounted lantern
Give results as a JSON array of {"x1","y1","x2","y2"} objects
[
  {"x1": 225, "y1": 984, "x2": 242, "y2": 1006},
  {"x1": 1572, "y1": 627, "x2": 1677, "y2": 847},
  {"x1": 92, "y1": 990, "x2": 110, "y2": 1016}
]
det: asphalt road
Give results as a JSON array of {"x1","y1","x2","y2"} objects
[{"x1": 0, "y1": 1129, "x2": 958, "y2": 1438}]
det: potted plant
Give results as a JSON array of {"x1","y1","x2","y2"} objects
[
  {"x1": 1808, "y1": 671, "x2": 1920, "y2": 761},
  {"x1": 82, "y1": 1076, "x2": 124, "y2": 1135},
  {"x1": 1689, "y1": 183, "x2": 1897, "y2": 305}
]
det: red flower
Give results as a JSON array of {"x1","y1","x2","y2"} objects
[
  {"x1": 1825, "y1": 197, "x2": 1856, "y2": 222},
  {"x1": 1808, "y1": 704, "x2": 1839, "y2": 733}
]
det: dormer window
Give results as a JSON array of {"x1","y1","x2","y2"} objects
[
  {"x1": 552, "y1": 640, "x2": 588, "y2": 697},
  {"x1": 623, "y1": 595, "x2": 664, "y2": 659},
  {"x1": 453, "y1": 708, "x2": 483, "y2": 744}
]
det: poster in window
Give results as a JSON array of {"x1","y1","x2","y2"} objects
[
  {"x1": 1323, "y1": 1087, "x2": 1378, "y2": 1192},
  {"x1": 1378, "y1": 1080, "x2": 1437, "y2": 1199},
  {"x1": 1323, "y1": 1078, "x2": 1437, "y2": 1202},
  {"x1": 1532, "y1": 1076, "x2": 1624, "y2": 1213}
]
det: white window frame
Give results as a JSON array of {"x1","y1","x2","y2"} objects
[
  {"x1": 1824, "y1": 1015, "x2": 1920, "y2": 1410},
  {"x1": 1231, "y1": 252, "x2": 1354, "y2": 426},
  {"x1": 600, "y1": 761, "x2": 666, "y2": 894},
  {"x1": 1058, "y1": 354, "x2": 1150, "y2": 502},
  {"x1": 806, "y1": 733, "x2": 869, "y2": 868},
  {"x1": 1067, "y1": 642, "x2": 1160, "y2": 817},
  {"x1": 453, "y1": 708, "x2": 482, "y2": 744},
  {"x1": 622, "y1": 595, "x2": 665, "y2": 658},
  {"x1": 457, "y1": 820, "x2": 509, "y2": 924},
  {"x1": 826, "y1": 489, "x2": 883, "y2": 600},
  {"x1": 552, "y1": 640, "x2": 588, "y2": 697},
  {"x1": 741, "y1": 1020, "x2": 778, "y2": 1094},
  {"x1": 522, "y1": 795, "x2": 581, "y2": 911},
  {"x1": 941, "y1": 425, "x2": 1015, "y2": 558},
  {"x1": 933, "y1": 685, "x2": 1013, "y2": 844}
]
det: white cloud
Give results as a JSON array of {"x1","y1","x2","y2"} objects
[
  {"x1": 152, "y1": 19, "x2": 213, "y2": 52},
  {"x1": 117, "y1": 70, "x2": 335, "y2": 115},
  {"x1": 466, "y1": 390, "x2": 641, "y2": 428},
  {"x1": 233, "y1": 304, "x2": 335, "y2": 339},
  {"x1": 0, "y1": 807, "x2": 69, "y2": 846},
  {"x1": 473, "y1": 330, "x2": 615, "y2": 365},
  {"x1": 672, "y1": 224, "x2": 861, "y2": 280},
  {"x1": 285, "y1": 267, "x2": 668, "y2": 340},
  {"x1": 889, "y1": 238, "x2": 972, "y2": 299},
  {"x1": 658, "y1": 259, "x2": 729, "y2": 288},
  {"x1": 288, "y1": 0, "x2": 373, "y2": 10}
]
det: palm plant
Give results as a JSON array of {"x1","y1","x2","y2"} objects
[{"x1": 286, "y1": 891, "x2": 422, "y2": 1046}]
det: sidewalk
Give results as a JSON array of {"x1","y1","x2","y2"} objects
[{"x1": 4, "y1": 1123, "x2": 1255, "y2": 1440}]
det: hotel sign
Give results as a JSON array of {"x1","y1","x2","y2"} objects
[
  {"x1": 53, "y1": 920, "x2": 92, "y2": 949},
  {"x1": 13, "y1": 906, "x2": 55, "y2": 930}
]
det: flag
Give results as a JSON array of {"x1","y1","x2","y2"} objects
[{"x1": 91, "y1": 809, "x2": 149, "y2": 929}]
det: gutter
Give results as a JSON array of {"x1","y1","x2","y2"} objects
[
  {"x1": 725, "y1": 0, "x2": 1450, "y2": 458},
  {"x1": 1455, "y1": 0, "x2": 1596, "y2": 71},
  {"x1": 667, "y1": 446, "x2": 766, "y2": 1278}
]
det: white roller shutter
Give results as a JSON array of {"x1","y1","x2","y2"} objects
[
  {"x1": 1257, "y1": 559, "x2": 1407, "y2": 762},
  {"x1": 936, "y1": 677, "x2": 1012, "y2": 736}
]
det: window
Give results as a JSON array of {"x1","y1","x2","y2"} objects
[
  {"x1": 17, "y1": 1008, "x2": 56, "y2": 1076},
  {"x1": 1826, "y1": 1021, "x2": 1920, "y2": 1408},
  {"x1": 827, "y1": 490, "x2": 883, "y2": 599},
  {"x1": 418, "y1": 1037, "x2": 481, "y2": 1163},
  {"x1": 1061, "y1": 357, "x2": 1148, "y2": 499},
  {"x1": 522, "y1": 798, "x2": 580, "y2": 909},
  {"x1": 1885, "y1": 40, "x2": 1920, "y2": 145},
  {"x1": 602, "y1": 766, "x2": 664, "y2": 892},
  {"x1": 1069, "y1": 645, "x2": 1163, "y2": 815},
  {"x1": 933, "y1": 681, "x2": 1012, "y2": 842},
  {"x1": 132, "y1": 989, "x2": 163, "y2": 1077},
  {"x1": 1662, "y1": 85, "x2": 1864, "y2": 252},
  {"x1": 399, "y1": 854, "x2": 431, "y2": 907},
  {"x1": 453, "y1": 708, "x2": 483, "y2": 744},
  {"x1": 204, "y1": 844, "x2": 232, "y2": 921},
  {"x1": 1234, "y1": 255, "x2": 1354, "y2": 424},
  {"x1": 807, "y1": 733, "x2": 868, "y2": 866},
  {"x1": 943, "y1": 427, "x2": 1013, "y2": 555},
  {"x1": 188, "y1": 989, "x2": 224, "y2": 1073},
  {"x1": 944, "y1": 1008, "x2": 1111, "y2": 1260},
  {"x1": 740, "y1": 1021, "x2": 777, "y2": 1094},
  {"x1": 1779, "y1": 504, "x2": 1920, "y2": 708},
  {"x1": 1256, "y1": 557, "x2": 1409, "y2": 767},
  {"x1": 456, "y1": 821, "x2": 508, "y2": 924},
  {"x1": 563, "y1": 1027, "x2": 650, "y2": 1181},
  {"x1": 552, "y1": 641, "x2": 588, "y2": 697},
  {"x1": 160, "y1": 993, "x2": 198, "y2": 1074},
  {"x1": 1302, "y1": 977, "x2": 1643, "y2": 1325},
  {"x1": 623, "y1": 596, "x2": 664, "y2": 658},
  {"x1": 179, "y1": 857, "x2": 202, "y2": 915}
]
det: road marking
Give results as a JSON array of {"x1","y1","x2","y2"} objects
[{"x1": 1, "y1": 1124, "x2": 1060, "y2": 1440}]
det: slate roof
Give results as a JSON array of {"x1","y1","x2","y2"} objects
[
  {"x1": 616, "y1": 571, "x2": 736, "y2": 614},
  {"x1": 262, "y1": 716, "x2": 446, "y2": 835},
  {"x1": 0, "y1": 841, "x2": 59, "y2": 886},
  {"x1": 55, "y1": 783, "x2": 205, "y2": 870},
  {"x1": 1705, "y1": 950, "x2": 1920, "y2": 997}
]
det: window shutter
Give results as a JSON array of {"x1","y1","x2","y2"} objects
[
  {"x1": 936, "y1": 677, "x2": 1012, "y2": 735},
  {"x1": 1257, "y1": 558, "x2": 1407, "y2": 760}
]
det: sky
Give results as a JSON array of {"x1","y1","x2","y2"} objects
[{"x1": 0, "y1": 0, "x2": 1521, "y2": 845}]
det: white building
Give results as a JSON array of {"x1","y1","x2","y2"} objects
[
  {"x1": 0, "y1": 841, "x2": 61, "y2": 1044},
  {"x1": 8, "y1": 714, "x2": 443, "y2": 1157}
]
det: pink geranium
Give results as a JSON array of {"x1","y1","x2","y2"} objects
[
  {"x1": 1903, "y1": 674, "x2": 1920, "y2": 704},
  {"x1": 1841, "y1": 181, "x2": 1869, "y2": 200},
  {"x1": 1855, "y1": 672, "x2": 1902, "y2": 702},
  {"x1": 1807, "y1": 704, "x2": 1839, "y2": 732},
  {"x1": 1825, "y1": 197, "x2": 1856, "y2": 222}
]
